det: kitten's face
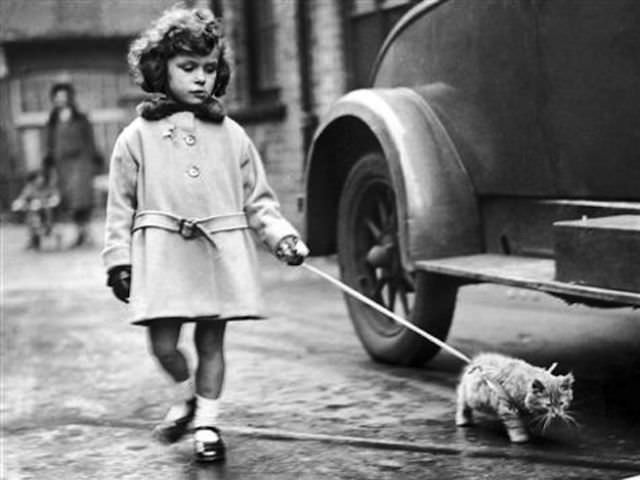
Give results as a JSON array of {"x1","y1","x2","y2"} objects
[{"x1": 524, "y1": 373, "x2": 575, "y2": 429}]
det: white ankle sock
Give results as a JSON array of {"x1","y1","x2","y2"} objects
[
  {"x1": 193, "y1": 394, "x2": 220, "y2": 428},
  {"x1": 194, "y1": 427, "x2": 219, "y2": 442},
  {"x1": 176, "y1": 378, "x2": 194, "y2": 402},
  {"x1": 162, "y1": 378, "x2": 194, "y2": 421}
]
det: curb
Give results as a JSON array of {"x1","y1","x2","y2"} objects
[
  {"x1": 5, "y1": 417, "x2": 639, "y2": 472},
  {"x1": 224, "y1": 425, "x2": 640, "y2": 472}
]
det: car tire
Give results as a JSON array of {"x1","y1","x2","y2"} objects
[{"x1": 337, "y1": 151, "x2": 458, "y2": 365}]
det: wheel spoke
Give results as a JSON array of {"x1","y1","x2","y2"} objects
[
  {"x1": 399, "y1": 286, "x2": 410, "y2": 316},
  {"x1": 373, "y1": 275, "x2": 389, "y2": 301},
  {"x1": 377, "y1": 200, "x2": 388, "y2": 227},
  {"x1": 403, "y1": 272, "x2": 415, "y2": 292},
  {"x1": 387, "y1": 281, "x2": 397, "y2": 311},
  {"x1": 364, "y1": 217, "x2": 382, "y2": 240}
]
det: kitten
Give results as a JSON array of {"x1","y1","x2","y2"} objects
[{"x1": 455, "y1": 352, "x2": 575, "y2": 443}]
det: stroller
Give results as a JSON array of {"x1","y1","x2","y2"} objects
[{"x1": 11, "y1": 167, "x2": 62, "y2": 250}]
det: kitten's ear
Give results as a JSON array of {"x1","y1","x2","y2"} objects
[
  {"x1": 560, "y1": 373, "x2": 575, "y2": 390},
  {"x1": 530, "y1": 378, "x2": 545, "y2": 394}
]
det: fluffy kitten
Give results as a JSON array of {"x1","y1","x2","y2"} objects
[{"x1": 456, "y1": 352, "x2": 575, "y2": 443}]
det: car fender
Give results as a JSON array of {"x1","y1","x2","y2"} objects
[{"x1": 304, "y1": 84, "x2": 484, "y2": 267}]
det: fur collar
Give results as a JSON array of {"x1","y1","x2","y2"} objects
[{"x1": 137, "y1": 94, "x2": 226, "y2": 122}]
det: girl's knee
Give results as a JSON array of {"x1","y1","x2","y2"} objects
[
  {"x1": 195, "y1": 337, "x2": 224, "y2": 358},
  {"x1": 194, "y1": 322, "x2": 226, "y2": 356},
  {"x1": 150, "y1": 339, "x2": 180, "y2": 362},
  {"x1": 148, "y1": 325, "x2": 181, "y2": 360}
]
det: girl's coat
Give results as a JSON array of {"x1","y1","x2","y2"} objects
[{"x1": 102, "y1": 112, "x2": 298, "y2": 323}]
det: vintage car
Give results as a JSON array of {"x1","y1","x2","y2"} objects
[{"x1": 303, "y1": 0, "x2": 640, "y2": 365}]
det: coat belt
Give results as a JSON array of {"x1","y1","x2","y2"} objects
[{"x1": 132, "y1": 210, "x2": 249, "y2": 245}]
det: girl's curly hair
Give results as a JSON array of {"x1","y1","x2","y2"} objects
[{"x1": 128, "y1": 5, "x2": 230, "y2": 97}]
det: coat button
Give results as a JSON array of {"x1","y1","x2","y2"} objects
[
  {"x1": 187, "y1": 166, "x2": 200, "y2": 177},
  {"x1": 184, "y1": 134, "x2": 196, "y2": 146}
]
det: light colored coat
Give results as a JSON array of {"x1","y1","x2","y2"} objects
[{"x1": 102, "y1": 112, "x2": 298, "y2": 324}]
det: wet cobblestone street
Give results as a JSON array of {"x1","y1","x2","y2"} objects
[{"x1": 2, "y1": 221, "x2": 640, "y2": 479}]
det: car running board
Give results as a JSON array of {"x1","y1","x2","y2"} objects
[{"x1": 415, "y1": 254, "x2": 640, "y2": 307}]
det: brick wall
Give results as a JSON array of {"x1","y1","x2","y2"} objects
[
  {"x1": 309, "y1": 0, "x2": 348, "y2": 119},
  {"x1": 220, "y1": 0, "x2": 348, "y2": 226}
]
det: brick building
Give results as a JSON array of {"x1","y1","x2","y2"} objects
[{"x1": 0, "y1": 0, "x2": 417, "y2": 223}]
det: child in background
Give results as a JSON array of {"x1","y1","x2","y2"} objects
[
  {"x1": 102, "y1": 5, "x2": 309, "y2": 462},
  {"x1": 11, "y1": 167, "x2": 61, "y2": 250}
]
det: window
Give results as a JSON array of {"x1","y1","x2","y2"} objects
[{"x1": 245, "y1": 0, "x2": 279, "y2": 104}]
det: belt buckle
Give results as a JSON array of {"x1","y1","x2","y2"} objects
[{"x1": 178, "y1": 219, "x2": 197, "y2": 239}]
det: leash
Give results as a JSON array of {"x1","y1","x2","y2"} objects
[
  {"x1": 301, "y1": 263, "x2": 472, "y2": 364},
  {"x1": 301, "y1": 262, "x2": 559, "y2": 406}
]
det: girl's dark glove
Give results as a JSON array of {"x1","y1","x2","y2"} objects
[
  {"x1": 107, "y1": 265, "x2": 131, "y2": 303},
  {"x1": 275, "y1": 235, "x2": 309, "y2": 266}
]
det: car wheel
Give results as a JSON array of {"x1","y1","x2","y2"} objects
[{"x1": 337, "y1": 152, "x2": 458, "y2": 365}]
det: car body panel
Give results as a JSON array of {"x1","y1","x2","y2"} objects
[{"x1": 373, "y1": 0, "x2": 640, "y2": 199}]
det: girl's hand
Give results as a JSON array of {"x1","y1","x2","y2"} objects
[
  {"x1": 107, "y1": 265, "x2": 132, "y2": 303},
  {"x1": 275, "y1": 235, "x2": 309, "y2": 266}
]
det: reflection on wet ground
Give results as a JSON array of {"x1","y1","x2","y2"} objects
[{"x1": 3, "y1": 222, "x2": 640, "y2": 478}]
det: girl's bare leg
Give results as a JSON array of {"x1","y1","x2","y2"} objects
[
  {"x1": 148, "y1": 319, "x2": 195, "y2": 444},
  {"x1": 194, "y1": 321, "x2": 227, "y2": 398},
  {"x1": 148, "y1": 319, "x2": 189, "y2": 382},
  {"x1": 192, "y1": 320, "x2": 227, "y2": 460}
]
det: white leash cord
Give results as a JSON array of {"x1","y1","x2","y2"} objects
[{"x1": 302, "y1": 263, "x2": 472, "y2": 364}]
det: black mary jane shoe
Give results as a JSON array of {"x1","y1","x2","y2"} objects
[
  {"x1": 152, "y1": 398, "x2": 196, "y2": 444},
  {"x1": 194, "y1": 426, "x2": 226, "y2": 463}
]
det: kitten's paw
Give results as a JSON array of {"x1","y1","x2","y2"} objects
[
  {"x1": 455, "y1": 407, "x2": 474, "y2": 426},
  {"x1": 507, "y1": 429, "x2": 529, "y2": 443},
  {"x1": 455, "y1": 415, "x2": 473, "y2": 427}
]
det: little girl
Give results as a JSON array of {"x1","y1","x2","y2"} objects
[{"x1": 102, "y1": 6, "x2": 308, "y2": 462}]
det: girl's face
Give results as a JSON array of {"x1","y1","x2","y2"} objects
[{"x1": 167, "y1": 47, "x2": 220, "y2": 104}]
